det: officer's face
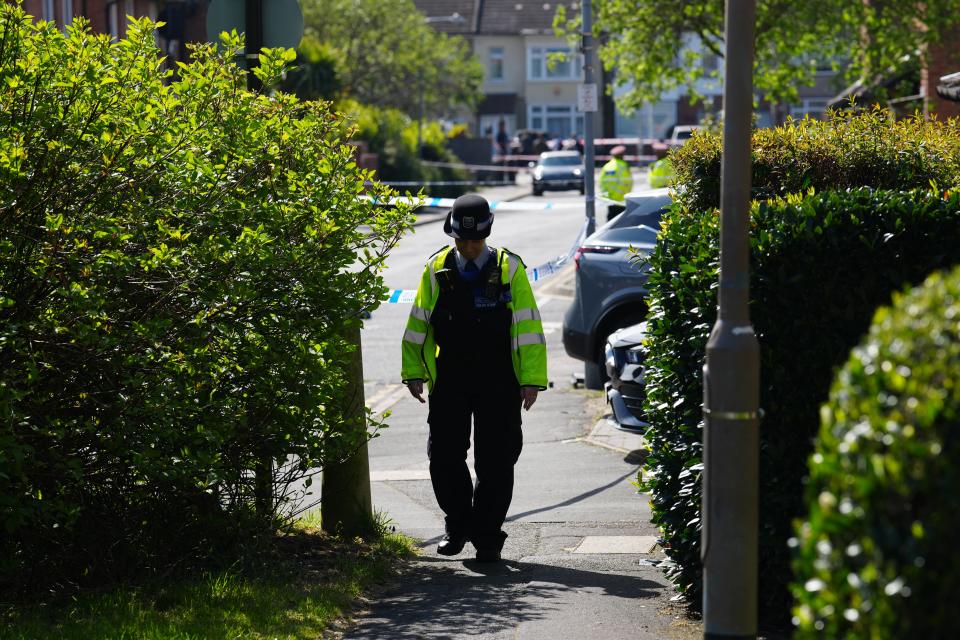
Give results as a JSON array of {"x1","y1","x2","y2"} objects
[{"x1": 455, "y1": 238, "x2": 486, "y2": 261}]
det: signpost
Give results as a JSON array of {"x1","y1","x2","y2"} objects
[{"x1": 206, "y1": 0, "x2": 304, "y2": 51}]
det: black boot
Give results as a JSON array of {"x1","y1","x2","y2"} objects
[
  {"x1": 474, "y1": 548, "x2": 502, "y2": 563},
  {"x1": 437, "y1": 533, "x2": 468, "y2": 556}
]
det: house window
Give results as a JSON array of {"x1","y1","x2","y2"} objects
[
  {"x1": 529, "y1": 104, "x2": 584, "y2": 136},
  {"x1": 789, "y1": 98, "x2": 830, "y2": 119},
  {"x1": 42, "y1": 0, "x2": 55, "y2": 21},
  {"x1": 528, "y1": 46, "x2": 580, "y2": 81},
  {"x1": 107, "y1": 1, "x2": 121, "y2": 37},
  {"x1": 488, "y1": 47, "x2": 504, "y2": 82}
]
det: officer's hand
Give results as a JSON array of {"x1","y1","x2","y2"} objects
[
  {"x1": 520, "y1": 386, "x2": 539, "y2": 411},
  {"x1": 407, "y1": 380, "x2": 426, "y2": 404}
]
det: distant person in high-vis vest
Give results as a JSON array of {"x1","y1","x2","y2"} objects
[
  {"x1": 400, "y1": 195, "x2": 548, "y2": 563},
  {"x1": 598, "y1": 145, "x2": 634, "y2": 222}
]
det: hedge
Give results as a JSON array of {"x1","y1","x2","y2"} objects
[
  {"x1": 642, "y1": 186, "x2": 960, "y2": 621},
  {"x1": 792, "y1": 265, "x2": 960, "y2": 638},
  {"x1": 670, "y1": 109, "x2": 960, "y2": 214},
  {"x1": 0, "y1": 7, "x2": 411, "y2": 596}
]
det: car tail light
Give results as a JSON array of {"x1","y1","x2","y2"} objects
[{"x1": 573, "y1": 245, "x2": 618, "y2": 270}]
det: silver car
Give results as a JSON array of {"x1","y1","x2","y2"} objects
[
  {"x1": 530, "y1": 151, "x2": 585, "y2": 196},
  {"x1": 605, "y1": 322, "x2": 648, "y2": 432},
  {"x1": 562, "y1": 189, "x2": 671, "y2": 389}
]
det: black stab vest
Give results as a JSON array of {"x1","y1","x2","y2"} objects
[{"x1": 431, "y1": 250, "x2": 514, "y2": 379}]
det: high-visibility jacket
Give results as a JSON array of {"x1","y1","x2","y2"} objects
[
  {"x1": 648, "y1": 157, "x2": 675, "y2": 189},
  {"x1": 598, "y1": 157, "x2": 634, "y2": 203},
  {"x1": 401, "y1": 246, "x2": 548, "y2": 393}
]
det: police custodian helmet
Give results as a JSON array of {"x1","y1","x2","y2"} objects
[{"x1": 444, "y1": 194, "x2": 494, "y2": 240}]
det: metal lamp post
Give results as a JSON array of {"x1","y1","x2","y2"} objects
[
  {"x1": 702, "y1": 1, "x2": 759, "y2": 638},
  {"x1": 581, "y1": 1, "x2": 597, "y2": 236}
]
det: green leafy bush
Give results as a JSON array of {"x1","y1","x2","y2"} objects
[
  {"x1": 340, "y1": 99, "x2": 471, "y2": 198},
  {"x1": 642, "y1": 187, "x2": 960, "y2": 621},
  {"x1": 792, "y1": 265, "x2": 960, "y2": 638},
  {"x1": 0, "y1": 6, "x2": 411, "y2": 596},
  {"x1": 671, "y1": 109, "x2": 960, "y2": 213}
]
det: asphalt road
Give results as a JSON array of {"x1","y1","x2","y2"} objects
[{"x1": 338, "y1": 178, "x2": 702, "y2": 639}]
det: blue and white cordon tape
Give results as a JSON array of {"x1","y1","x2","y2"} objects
[
  {"x1": 383, "y1": 219, "x2": 589, "y2": 303},
  {"x1": 362, "y1": 195, "x2": 581, "y2": 211}
]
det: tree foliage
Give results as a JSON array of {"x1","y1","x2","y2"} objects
[
  {"x1": 0, "y1": 4, "x2": 412, "y2": 595},
  {"x1": 556, "y1": 0, "x2": 960, "y2": 112},
  {"x1": 300, "y1": 0, "x2": 483, "y2": 118}
]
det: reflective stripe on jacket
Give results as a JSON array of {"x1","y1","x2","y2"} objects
[
  {"x1": 400, "y1": 246, "x2": 548, "y2": 393},
  {"x1": 598, "y1": 158, "x2": 634, "y2": 203}
]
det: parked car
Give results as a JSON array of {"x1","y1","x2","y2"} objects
[
  {"x1": 669, "y1": 124, "x2": 700, "y2": 144},
  {"x1": 530, "y1": 150, "x2": 585, "y2": 196},
  {"x1": 562, "y1": 188, "x2": 671, "y2": 389},
  {"x1": 604, "y1": 322, "x2": 648, "y2": 432}
]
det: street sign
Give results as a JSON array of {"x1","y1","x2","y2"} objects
[
  {"x1": 206, "y1": 0, "x2": 304, "y2": 51},
  {"x1": 578, "y1": 83, "x2": 598, "y2": 112}
]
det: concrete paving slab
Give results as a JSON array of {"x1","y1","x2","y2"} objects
[
  {"x1": 572, "y1": 535, "x2": 659, "y2": 554},
  {"x1": 585, "y1": 416, "x2": 648, "y2": 453}
]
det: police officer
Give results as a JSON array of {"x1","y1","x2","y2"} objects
[
  {"x1": 400, "y1": 195, "x2": 548, "y2": 562},
  {"x1": 599, "y1": 144, "x2": 634, "y2": 222}
]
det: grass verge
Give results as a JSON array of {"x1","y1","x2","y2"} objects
[{"x1": 0, "y1": 513, "x2": 416, "y2": 640}]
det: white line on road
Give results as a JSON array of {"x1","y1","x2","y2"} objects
[{"x1": 367, "y1": 383, "x2": 409, "y2": 416}]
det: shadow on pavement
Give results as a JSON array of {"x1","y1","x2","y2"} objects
[
  {"x1": 505, "y1": 466, "x2": 639, "y2": 523},
  {"x1": 346, "y1": 558, "x2": 665, "y2": 638}
]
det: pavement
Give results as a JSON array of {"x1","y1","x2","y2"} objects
[{"x1": 335, "y1": 177, "x2": 703, "y2": 639}]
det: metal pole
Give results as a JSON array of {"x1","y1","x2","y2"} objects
[
  {"x1": 581, "y1": 0, "x2": 597, "y2": 236},
  {"x1": 702, "y1": 1, "x2": 759, "y2": 638},
  {"x1": 417, "y1": 79, "x2": 424, "y2": 158},
  {"x1": 245, "y1": 0, "x2": 263, "y2": 92}
]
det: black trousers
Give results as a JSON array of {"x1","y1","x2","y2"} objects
[{"x1": 427, "y1": 372, "x2": 522, "y2": 551}]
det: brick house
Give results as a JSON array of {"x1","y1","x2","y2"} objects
[
  {"x1": 20, "y1": 0, "x2": 207, "y2": 66},
  {"x1": 413, "y1": 0, "x2": 605, "y2": 140}
]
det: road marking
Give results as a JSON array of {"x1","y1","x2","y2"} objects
[
  {"x1": 571, "y1": 535, "x2": 659, "y2": 554},
  {"x1": 367, "y1": 383, "x2": 409, "y2": 416},
  {"x1": 541, "y1": 321, "x2": 562, "y2": 335}
]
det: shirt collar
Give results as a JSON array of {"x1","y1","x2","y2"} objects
[{"x1": 455, "y1": 245, "x2": 492, "y2": 272}]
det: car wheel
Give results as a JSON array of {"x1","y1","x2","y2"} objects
[
  {"x1": 578, "y1": 186, "x2": 585, "y2": 195},
  {"x1": 532, "y1": 187, "x2": 543, "y2": 196}
]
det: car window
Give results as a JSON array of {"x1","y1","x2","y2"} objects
[
  {"x1": 540, "y1": 155, "x2": 581, "y2": 166},
  {"x1": 600, "y1": 225, "x2": 660, "y2": 244},
  {"x1": 610, "y1": 207, "x2": 666, "y2": 230}
]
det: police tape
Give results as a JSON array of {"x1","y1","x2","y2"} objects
[
  {"x1": 382, "y1": 219, "x2": 589, "y2": 303},
  {"x1": 362, "y1": 195, "x2": 583, "y2": 210},
  {"x1": 368, "y1": 180, "x2": 527, "y2": 187}
]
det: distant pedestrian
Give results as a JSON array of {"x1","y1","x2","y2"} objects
[
  {"x1": 599, "y1": 145, "x2": 634, "y2": 222},
  {"x1": 572, "y1": 132, "x2": 584, "y2": 155},
  {"x1": 400, "y1": 195, "x2": 548, "y2": 563},
  {"x1": 533, "y1": 135, "x2": 549, "y2": 155}
]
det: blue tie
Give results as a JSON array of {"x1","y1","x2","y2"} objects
[{"x1": 462, "y1": 259, "x2": 481, "y2": 285}]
